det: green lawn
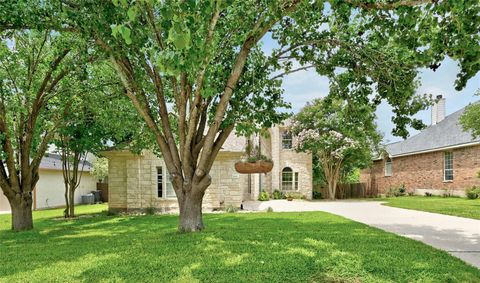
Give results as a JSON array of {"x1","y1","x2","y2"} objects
[
  {"x1": 377, "y1": 196, "x2": 480, "y2": 220},
  {"x1": 0, "y1": 205, "x2": 479, "y2": 282}
]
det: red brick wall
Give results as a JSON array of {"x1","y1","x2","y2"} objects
[{"x1": 360, "y1": 145, "x2": 480, "y2": 194}]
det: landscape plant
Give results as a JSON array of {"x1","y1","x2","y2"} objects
[
  {"x1": 292, "y1": 98, "x2": 381, "y2": 200},
  {"x1": 272, "y1": 190, "x2": 285, "y2": 200},
  {"x1": 465, "y1": 186, "x2": 480, "y2": 200},
  {"x1": 258, "y1": 191, "x2": 270, "y2": 201},
  {"x1": 91, "y1": 158, "x2": 108, "y2": 183}
]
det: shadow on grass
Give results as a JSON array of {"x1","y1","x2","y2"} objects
[{"x1": 0, "y1": 212, "x2": 479, "y2": 282}]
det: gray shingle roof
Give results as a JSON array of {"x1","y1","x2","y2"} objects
[
  {"x1": 220, "y1": 134, "x2": 246, "y2": 152},
  {"x1": 385, "y1": 106, "x2": 480, "y2": 157},
  {"x1": 40, "y1": 154, "x2": 92, "y2": 171}
]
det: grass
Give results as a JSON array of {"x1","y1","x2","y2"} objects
[
  {"x1": 377, "y1": 196, "x2": 480, "y2": 220},
  {"x1": 0, "y1": 205, "x2": 479, "y2": 282}
]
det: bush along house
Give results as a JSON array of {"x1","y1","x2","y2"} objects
[{"x1": 361, "y1": 96, "x2": 480, "y2": 196}]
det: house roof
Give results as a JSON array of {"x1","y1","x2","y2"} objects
[
  {"x1": 220, "y1": 133, "x2": 246, "y2": 152},
  {"x1": 40, "y1": 153, "x2": 92, "y2": 171},
  {"x1": 384, "y1": 105, "x2": 480, "y2": 158}
]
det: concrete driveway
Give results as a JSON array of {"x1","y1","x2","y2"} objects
[{"x1": 242, "y1": 200, "x2": 480, "y2": 268}]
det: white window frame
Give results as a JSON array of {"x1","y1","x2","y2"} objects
[
  {"x1": 385, "y1": 158, "x2": 392, "y2": 177},
  {"x1": 282, "y1": 131, "x2": 293, "y2": 149},
  {"x1": 157, "y1": 166, "x2": 176, "y2": 199},
  {"x1": 281, "y1": 167, "x2": 293, "y2": 190},
  {"x1": 444, "y1": 151, "x2": 454, "y2": 181},
  {"x1": 294, "y1": 172, "x2": 299, "y2": 190},
  {"x1": 156, "y1": 167, "x2": 163, "y2": 198}
]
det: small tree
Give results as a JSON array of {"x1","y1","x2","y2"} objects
[
  {"x1": 53, "y1": 65, "x2": 142, "y2": 218},
  {"x1": 91, "y1": 158, "x2": 108, "y2": 183},
  {"x1": 292, "y1": 98, "x2": 381, "y2": 200},
  {"x1": 460, "y1": 94, "x2": 480, "y2": 139},
  {"x1": 54, "y1": 104, "x2": 104, "y2": 218}
]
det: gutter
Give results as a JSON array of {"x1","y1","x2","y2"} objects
[{"x1": 375, "y1": 141, "x2": 480, "y2": 160}]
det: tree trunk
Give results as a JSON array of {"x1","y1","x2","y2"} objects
[
  {"x1": 10, "y1": 196, "x2": 33, "y2": 231},
  {"x1": 328, "y1": 180, "x2": 336, "y2": 200},
  {"x1": 64, "y1": 184, "x2": 76, "y2": 218},
  {"x1": 68, "y1": 186, "x2": 75, "y2": 218},
  {"x1": 178, "y1": 188, "x2": 205, "y2": 232}
]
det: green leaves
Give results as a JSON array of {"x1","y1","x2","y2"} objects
[
  {"x1": 167, "y1": 21, "x2": 191, "y2": 50},
  {"x1": 111, "y1": 24, "x2": 132, "y2": 45}
]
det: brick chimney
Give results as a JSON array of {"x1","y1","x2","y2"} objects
[{"x1": 431, "y1": 95, "x2": 446, "y2": 125}]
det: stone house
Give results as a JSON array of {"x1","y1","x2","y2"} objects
[
  {"x1": 361, "y1": 96, "x2": 480, "y2": 196},
  {"x1": 104, "y1": 122, "x2": 313, "y2": 212}
]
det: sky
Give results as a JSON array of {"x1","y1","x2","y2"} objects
[{"x1": 262, "y1": 38, "x2": 480, "y2": 144}]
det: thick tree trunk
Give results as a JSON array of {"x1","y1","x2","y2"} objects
[
  {"x1": 178, "y1": 188, "x2": 205, "y2": 232},
  {"x1": 10, "y1": 196, "x2": 33, "y2": 231}
]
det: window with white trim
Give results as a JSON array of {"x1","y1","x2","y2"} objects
[
  {"x1": 157, "y1": 167, "x2": 163, "y2": 198},
  {"x1": 385, "y1": 158, "x2": 392, "y2": 177},
  {"x1": 157, "y1": 167, "x2": 176, "y2": 199},
  {"x1": 444, "y1": 151, "x2": 453, "y2": 181},
  {"x1": 294, "y1": 172, "x2": 299, "y2": 190},
  {"x1": 282, "y1": 131, "x2": 292, "y2": 149},
  {"x1": 282, "y1": 167, "x2": 293, "y2": 190}
]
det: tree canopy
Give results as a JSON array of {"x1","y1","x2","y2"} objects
[
  {"x1": 292, "y1": 97, "x2": 381, "y2": 199},
  {"x1": 460, "y1": 91, "x2": 480, "y2": 139}
]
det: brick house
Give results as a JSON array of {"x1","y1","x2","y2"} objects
[
  {"x1": 361, "y1": 96, "x2": 480, "y2": 196},
  {"x1": 104, "y1": 121, "x2": 312, "y2": 212}
]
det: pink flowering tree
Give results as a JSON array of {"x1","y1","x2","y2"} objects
[{"x1": 292, "y1": 98, "x2": 381, "y2": 199}]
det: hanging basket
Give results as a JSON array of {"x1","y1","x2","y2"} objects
[{"x1": 234, "y1": 160, "x2": 273, "y2": 174}]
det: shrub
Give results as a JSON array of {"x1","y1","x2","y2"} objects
[
  {"x1": 246, "y1": 154, "x2": 272, "y2": 163},
  {"x1": 442, "y1": 189, "x2": 454, "y2": 198},
  {"x1": 104, "y1": 209, "x2": 119, "y2": 216},
  {"x1": 286, "y1": 192, "x2": 304, "y2": 199},
  {"x1": 225, "y1": 205, "x2": 238, "y2": 213},
  {"x1": 465, "y1": 186, "x2": 480, "y2": 199},
  {"x1": 386, "y1": 185, "x2": 406, "y2": 197},
  {"x1": 312, "y1": 191, "x2": 322, "y2": 199},
  {"x1": 144, "y1": 206, "x2": 156, "y2": 215},
  {"x1": 258, "y1": 191, "x2": 270, "y2": 201},
  {"x1": 425, "y1": 192, "x2": 433, "y2": 197},
  {"x1": 272, "y1": 190, "x2": 285, "y2": 200},
  {"x1": 266, "y1": 206, "x2": 274, "y2": 212}
]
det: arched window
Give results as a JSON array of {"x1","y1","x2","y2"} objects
[
  {"x1": 282, "y1": 131, "x2": 292, "y2": 149},
  {"x1": 282, "y1": 167, "x2": 293, "y2": 190}
]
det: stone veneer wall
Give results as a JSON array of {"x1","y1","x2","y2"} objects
[
  {"x1": 360, "y1": 144, "x2": 480, "y2": 196},
  {"x1": 269, "y1": 126, "x2": 313, "y2": 199},
  {"x1": 107, "y1": 151, "x2": 247, "y2": 212}
]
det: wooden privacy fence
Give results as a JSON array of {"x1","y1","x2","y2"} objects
[{"x1": 314, "y1": 182, "x2": 378, "y2": 199}]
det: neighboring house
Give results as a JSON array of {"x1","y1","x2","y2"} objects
[
  {"x1": 104, "y1": 122, "x2": 313, "y2": 212},
  {"x1": 361, "y1": 96, "x2": 480, "y2": 196},
  {"x1": 0, "y1": 153, "x2": 97, "y2": 212}
]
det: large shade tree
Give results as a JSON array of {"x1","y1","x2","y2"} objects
[
  {"x1": 0, "y1": 30, "x2": 93, "y2": 230},
  {"x1": 2, "y1": 0, "x2": 479, "y2": 231}
]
